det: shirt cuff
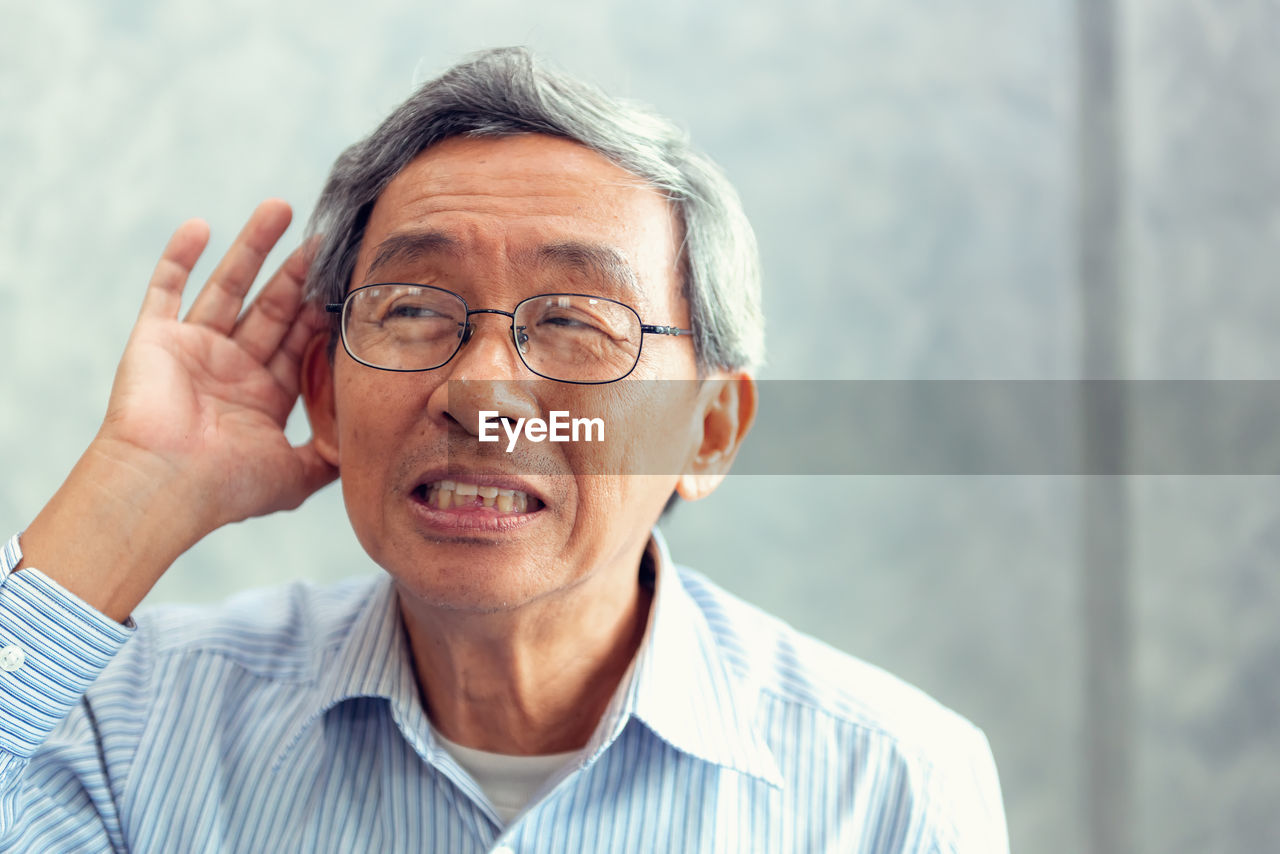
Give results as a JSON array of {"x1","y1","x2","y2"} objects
[{"x1": 0, "y1": 533, "x2": 135, "y2": 758}]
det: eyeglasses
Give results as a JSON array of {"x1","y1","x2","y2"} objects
[{"x1": 326, "y1": 284, "x2": 692, "y2": 384}]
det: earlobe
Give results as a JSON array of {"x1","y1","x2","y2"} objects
[
  {"x1": 301, "y1": 334, "x2": 341, "y2": 467},
  {"x1": 675, "y1": 372, "x2": 757, "y2": 502}
]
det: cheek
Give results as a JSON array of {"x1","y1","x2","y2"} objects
[
  {"x1": 332, "y1": 381, "x2": 407, "y2": 490},
  {"x1": 565, "y1": 476, "x2": 624, "y2": 542},
  {"x1": 335, "y1": 418, "x2": 387, "y2": 515},
  {"x1": 334, "y1": 370, "x2": 422, "y2": 444},
  {"x1": 566, "y1": 474, "x2": 671, "y2": 562},
  {"x1": 589, "y1": 384, "x2": 700, "y2": 476},
  {"x1": 560, "y1": 389, "x2": 691, "y2": 527},
  {"x1": 333, "y1": 391, "x2": 405, "y2": 567}
]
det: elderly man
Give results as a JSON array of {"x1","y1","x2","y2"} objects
[{"x1": 0, "y1": 49, "x2": 1007, "y2": 852}]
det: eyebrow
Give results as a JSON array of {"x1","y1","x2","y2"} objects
[
  {"x1": 523, "y1": 241, "x2": 640, "y2": 299},
  {"x1": 365, "y1": 230, "x2": 460, "y2": 279},
  {"x1": 366, "y1": 231, "x2": 642, "y2": 299}
]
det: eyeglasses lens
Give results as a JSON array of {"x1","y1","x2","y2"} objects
[{"x1": 342, "y1": 286, "x2": 642, "y2": 382}]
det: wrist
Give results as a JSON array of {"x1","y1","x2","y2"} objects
[{"x1": 18, "y1": 438, "x2": 209, "y2": 622}]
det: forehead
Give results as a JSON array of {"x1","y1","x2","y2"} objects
[{"x1": 356, "y1": 135, "x2": 682, "y2": 306}]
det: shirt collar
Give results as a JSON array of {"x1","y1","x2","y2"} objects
[
  {"x1": 272, "y1": 532, "x2": 782, "y2": 788},
  {"x1": 272, "y1": 574, "x2": 426, "y2": 772},
  {"x1": 596, "y1": 531, "x2": 783, "y2": 788}
]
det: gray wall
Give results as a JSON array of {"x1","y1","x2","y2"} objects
[{"x1": 2, "y1": 2, "x2": 1277, "y2": 851}]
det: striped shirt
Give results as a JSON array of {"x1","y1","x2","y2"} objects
[{"x1": 0, "y1": 532, "x2": 1008, "y2": 853}]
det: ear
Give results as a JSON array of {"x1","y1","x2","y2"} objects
[
  {"x1": 301, "y1": 333, "x2": 341, "y2": 467},
  {"x1": 675, "y1": 371, "x2": 757, "y2": 502}
]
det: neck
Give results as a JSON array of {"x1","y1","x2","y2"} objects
[{"x1": 397, "y1": 557, "x2": 653, "y2": 756}]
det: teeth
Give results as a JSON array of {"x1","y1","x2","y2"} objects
[{"x1": 425, "y1": 481, "x2": 532, "y2": 514}]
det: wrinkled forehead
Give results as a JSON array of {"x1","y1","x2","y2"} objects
[{"x1": 353, "y1": 135, "x2": 686, "y2": 316}]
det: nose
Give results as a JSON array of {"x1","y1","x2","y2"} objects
[
  {"x1": 449, "y1": 310, "x2": 529, "y2": 382},
  {"x1": 427, "y1": 310, "x2": 541, "y2": 437},
  {"x1": 456, "y1": 309, "x2": 530, "y2": 357}
]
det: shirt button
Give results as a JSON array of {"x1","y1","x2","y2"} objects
[{"x1": 0, "y1": 644, "x2": 25, "y2": 672}]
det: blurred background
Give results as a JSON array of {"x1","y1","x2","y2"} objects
[{"x1": 2, "y1": 1, "x2": 1278, "y2": 851}]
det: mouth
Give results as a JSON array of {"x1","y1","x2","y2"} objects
[{"x1": 412, "y1": 479, "x2": 545, "y2": 514}]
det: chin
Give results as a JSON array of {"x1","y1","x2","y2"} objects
[{"x1": 387, "y1": 558, "x2": 554, "y2": 615}]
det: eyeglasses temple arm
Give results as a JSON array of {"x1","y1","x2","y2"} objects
[{"x1": 640, "y1": 325, "x2": 691, "y2": 336}]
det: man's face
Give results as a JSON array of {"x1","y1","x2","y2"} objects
[{"x1": 307, "y1": 134, "x2": 705, "y2": 612}]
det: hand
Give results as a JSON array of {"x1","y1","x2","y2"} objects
[
  {"x1": 99, "y1": 199, "x2": 337, "y2": 532},
  {"x1": 18, "y1": 200, "x2": 338, "y2": 621}
]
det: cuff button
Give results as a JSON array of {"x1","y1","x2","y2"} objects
[{"x1": 0, "y1": 644, "x2": 26, "y2": 672}]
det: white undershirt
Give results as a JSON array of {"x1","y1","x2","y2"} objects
[{"x1": 431, "y1": 727, "x2": 579, "y2": 824}]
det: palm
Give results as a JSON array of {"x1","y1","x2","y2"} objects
[
  {"x1": 98, "y1": 202, "x2": 335, "y2": 530},
  {"x1": 110, "y1": 324, "x2": 290, "y2": 500}
]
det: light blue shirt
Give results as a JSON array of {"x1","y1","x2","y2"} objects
[{"x1": 0, "y1": 532, "x2": 1008, "y2": 852}]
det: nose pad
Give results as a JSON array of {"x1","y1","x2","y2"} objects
[
  {"x1": 456, "y1": 322, "x2": 526, "y2": 355},
  {"x1": 448, "y1": 314, "x2": 529, "y2": 378}
]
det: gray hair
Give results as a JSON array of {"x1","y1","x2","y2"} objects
[{"x1": 304, "y1": 47, "x2": 764, "y2": 372}]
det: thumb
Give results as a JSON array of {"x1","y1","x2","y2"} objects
[{"x1": 281, "y1": 441, "x2": 339, "y2": 510}]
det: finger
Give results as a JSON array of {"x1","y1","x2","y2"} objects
[
  {"x1": 267, "y1": 302, "x2": 329, "y2": 399},
  {"x1": 185, "y1": 199, "x2": 293, "y2": 334},
  {"x1": 138, "y1": 219, "x2": 211, "y2": 320},
  {"x1": 230, "y1": 237, "x2": 315, "y2": 363}
]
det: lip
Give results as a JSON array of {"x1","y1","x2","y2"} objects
[
  {"x1": 406, "y1": 466, "x2": 549, "y2": 533},
  {"x1": 411, "y1": 467, "x2": 549, "y2": 506}
]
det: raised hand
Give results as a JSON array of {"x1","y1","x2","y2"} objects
[
  {"x1": 102, "y1": 200, "x2": 336, "y2": 529},
  {"x1": 18, "y1": 201, "x2": 338, "y2": 621}
]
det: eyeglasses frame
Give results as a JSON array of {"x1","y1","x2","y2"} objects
[{"x1": 325, "y1": 282, "x2": 692, "y2": 385}]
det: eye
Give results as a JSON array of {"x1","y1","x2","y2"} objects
[
  {"x1": 540, "y1": 313, "x2": 594, "y2": 329},
  {"x1": 517, "y1": 296, "x2": 637, "y2": 346},
  {"x1": 385, "y1": 303, "x2": 446, "y2": 320},
  {"x1": 533, "y1": 304, "x2": 622, "y2": 336}
]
